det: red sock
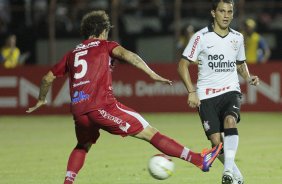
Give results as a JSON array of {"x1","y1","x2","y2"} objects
[
  {"x1": 186, "y1": 150, "x2": 203, "y2": 167},
  {"x1": 64, "y1": 149, "x2": 87, "y2": 184},
  {"x1": 150, "y1": 132, "x2": 203, "y2": 167}
]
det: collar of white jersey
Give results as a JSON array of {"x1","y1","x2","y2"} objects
[{"x1": 208, "y1": 24, "x2": 234, "y2": 38}]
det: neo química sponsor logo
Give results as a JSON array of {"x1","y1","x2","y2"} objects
[{"x1": 207, "y1": 54, "x2": 236, "y2": 72}]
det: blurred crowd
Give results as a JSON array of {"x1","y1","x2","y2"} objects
[{"x1": 0, "y1": 0, "x2": 281, "y2": 67}]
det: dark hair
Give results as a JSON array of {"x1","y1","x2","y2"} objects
[
  {"x1": 211, "y1": 0, "x2": 234, "y2": 10},
  {"x1": 80, "y1": 10, "x2": 112, "y2": 39}
]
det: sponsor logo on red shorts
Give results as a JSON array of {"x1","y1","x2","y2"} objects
[{"x1": 98, "y1": 109, "x2": 131, "y2": 132}]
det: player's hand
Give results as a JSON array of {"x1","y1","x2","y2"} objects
[
  {"x1": 187, "y1": 92, "x2": 200, "y2": 108},
  {"x1": 158, "y1": 77, "x2": 173, "y2": 85},
  {"x1": 26, "y1": 100, "x2": 47, "y2": 113},
  {"x1": 151, "y1": 74, "x2": 173, "y2": 85},
  {"x1": 248, "y1": 76, "x2": 259, "y2": 86}
]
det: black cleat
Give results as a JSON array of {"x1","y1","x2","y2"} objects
[{"x1": 222, "y1": 171, "x2": 234, "y2": 184}]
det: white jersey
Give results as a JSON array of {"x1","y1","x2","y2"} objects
[{"x1": 182, "y1": 25, "x2": 246, "y2": 100}]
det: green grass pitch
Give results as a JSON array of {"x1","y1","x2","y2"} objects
[{"x1": 0, "y1": 113, "x2": 282, "y2": 184}]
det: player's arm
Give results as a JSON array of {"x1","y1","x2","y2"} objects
[
  {"x1": 178, "y1": 58, "x2": 195, "y2": 93},
  {"x1": 178, "y1": 58, "x2": 200, "y2": 108},
  {"x1": 236, "y1": 62, "x2": 259, "y2": 86},
  {"x1": 112, "y1": 46, "x2": 172, "y2": 85},
  {"x1": 26, "y1": 71, "x2": 56, "y2": 113}
]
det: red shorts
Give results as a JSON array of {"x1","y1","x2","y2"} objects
[{"x1": 73, "y1": 102, "x2": 149, "y2": 144}]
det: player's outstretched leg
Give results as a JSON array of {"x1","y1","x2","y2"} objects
[{"x1": 133, "y1": 126, "x2": 222, "y2": 172}]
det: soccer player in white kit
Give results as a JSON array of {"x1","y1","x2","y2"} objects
[{"x1": 178, "y1": 0, "x2": 259, "y2": 184}]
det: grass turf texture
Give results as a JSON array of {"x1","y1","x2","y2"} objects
[{"x1": 0, "y1": 113, "x2": 281, "y2": 184}]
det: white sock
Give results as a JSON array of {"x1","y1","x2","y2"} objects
[
  {"x1": 65, "y1": 171, "x2": 77, "y2": 183},
  {"x1": 218, "y1": 153, "x2": 242, "y2": 178},
  {"x1": 180, "y1": 147, "x2": 190, "y2": 161},
  {"x1": 233, "y1": 164, "x2": 243, "y2": 178},
  {"x1": 223, "y1": 135, "x2": 239, "y2": 172}
]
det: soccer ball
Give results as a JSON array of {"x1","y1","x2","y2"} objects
[{"x1": 148, "y1": 154, "x2": 175, "y2": 180}]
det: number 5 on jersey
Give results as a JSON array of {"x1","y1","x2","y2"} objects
[{"x1": 74, "y1": 50, "x2": 88, "y2": 79}]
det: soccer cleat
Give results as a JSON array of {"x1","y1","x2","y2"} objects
[
  {"x1": 198, "y1": 143, "x2": 223, "y2": 172},
  {"x1": 234, "y1": 176, "x2": 244, "y2": 184},
  {"x1": 222, "y1": 171, "x2": 234, "y2": 184}
]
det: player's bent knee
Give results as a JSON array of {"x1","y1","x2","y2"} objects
[
  {"x1": 133, "y1": 126, "x2": 158, "y2": 141},
  {"x1": 224, "y1": 115, "x2": 236, "y2": 128}
]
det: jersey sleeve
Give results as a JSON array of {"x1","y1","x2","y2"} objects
[
  {"x1": 107, "y1": 41, "x2": 120, "y2": 57},
  {"x1": 182, "y1": 32, "x2": 202, "y2": 62},
  {"x1": 51, "y1": 52, "x2": 70, "y2": 77},
  {"x1": 236, "y1": 34, "x2": 246, "y2": 62}
]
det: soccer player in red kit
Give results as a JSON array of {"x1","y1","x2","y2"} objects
[{"x1": 27, "y1": 10, "x2": 222, "y2": 184}]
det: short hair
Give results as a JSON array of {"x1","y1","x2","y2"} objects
[
  {"x1": 211, "y1": 0, "x2": 234, "y2": 10},
  {"x1": 80, "y1": 10, "x2": 112, "y2": 39}
]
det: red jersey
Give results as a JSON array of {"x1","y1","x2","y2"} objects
[{"x1": 51, "y1": 39, "x2": 119, "y2": 115}]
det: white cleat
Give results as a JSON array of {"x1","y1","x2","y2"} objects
[{"x1": 234, "y1": 176, "x2": 244, "y2": 184}]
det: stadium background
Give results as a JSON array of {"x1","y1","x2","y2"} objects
[
  {"x1": 0, "y1": 1, "x2": 282, "y2": 184},
  {"x1": 0, "y1": 0, "x2": 281, "y2": 114}
]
